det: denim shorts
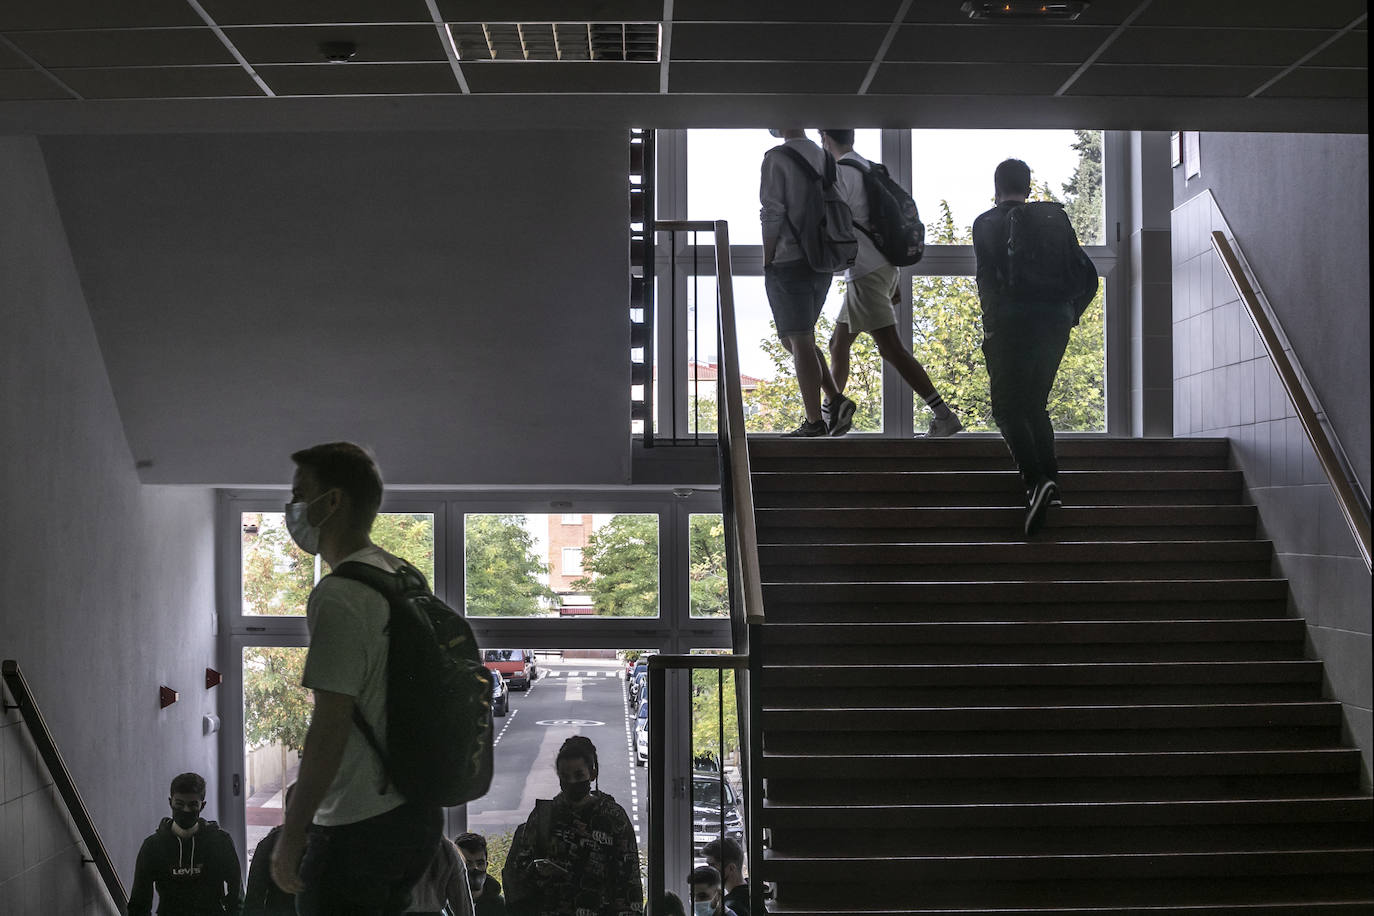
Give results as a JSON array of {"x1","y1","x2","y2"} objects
[{"x1": 764, "y1": 260, "x2": 832, "y2": 337}]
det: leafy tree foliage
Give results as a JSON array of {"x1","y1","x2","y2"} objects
[
  {"x1": 572, "y1": 515, "x2": 659, "y2": 617},
  {"x1": 465, "y1": 514, "x2": 559, "y2": 617},
  {"x1": 692, "y1": 668, "x2": 740, "y2": 761},
  {"x1": 689, "y1": 514, "x2": 729, "y2": 618},
  {"x1": 243, "y1": 647, "x2": 311, "y2": 751}
]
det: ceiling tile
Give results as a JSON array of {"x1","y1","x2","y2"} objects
[
  {"x1": 0, "y1": 0, "x2": 201, "y2": 31},
  {"x1": 55, "y1": 66, "x2": 264, "y2": 99},
  {"x1": 670, "y1": 61, "x2": 871, "y2": 93},
  {"x1": 0, "y1": 68, "x2": 72, "y2": 99},
  {"x1": 869, "y1": 61, "x2": 1077, "y2": 94},
  {"x1": 1136, "y1": 0, "x2": 1368, "y2": 30},
  {"x1": 259, "y1": 62, "x2": 458, "y2": 95},
  {"x1": 197, "y1": 0, "x2": 431, "y2": 26},
  {"x1": 225, "y1": 24, "x2": 446, "y2": 64},
  {"x1": 1102, "y1": 27, "x2": 1339, "y2": 67},
  {"x1": 887, "y1": 24, "x2": 1114, "y2": 63},
  {"x1": 7, "y1": 28, "x2": 235, "y2": 69},
  {"x1": 1067, "y1": 63, "x2": 1282, "y2": 97},
  {"x1": 0, "y1": 40, "x2": 32, "y2": 68},
  {"x1": 463, "y1": 60, "x2": 659, "y2": 93},
  {"x1": 1306, "y1": 31, "x2": 1368, "y2": 68},
  {"x1": 670, "y1": 23, "x2": 888, "y2": 61},
  {"x1": 673, "y1": 1, "x2": 901, "y2": 23},
  {"x1": 904, "y1": 0, "x2": 1141, "y2": 26},
  {"x1": 434, "y1": 1, "x2": 662, "y2": 22},
  {"x1": 1259, "y1": 66, "x2": 1369, "y2": 98}
]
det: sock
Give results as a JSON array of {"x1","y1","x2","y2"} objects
[{"x1": 923, "y1": 391, "x2": 953, "y2": 420}]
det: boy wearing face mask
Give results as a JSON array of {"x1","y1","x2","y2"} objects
[
  {"x1": 506, "y1": 735, "x2": 643, "y2": 915},
  {"x1": 456, "y1": 833, "x2": 507, "y2": 915},
  {"x1": 129, "y1": 772, "x2": 244, "y2": 916},
  {"x1": 688, "y1": 865, "x2": 738, "y2": 916}
]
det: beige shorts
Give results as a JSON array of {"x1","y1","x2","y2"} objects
[{"x1": 836, "y1": 264, "x2": 899, "y2": 333}]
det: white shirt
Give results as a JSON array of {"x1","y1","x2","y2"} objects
[
  {"x1": 832, "y1": 150, "x2": 887, "y2": 280},
  {"x1": 759, "y1": 137, "x2": 830, "y2": 267},
  {"x1": 301, "y1": 545, "x2": 409, "y2": 826}
]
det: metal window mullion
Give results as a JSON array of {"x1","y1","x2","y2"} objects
[{"x1": 1102, "y1": 128, "x2": 1132, "y2": 436}]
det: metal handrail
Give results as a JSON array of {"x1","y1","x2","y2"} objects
[
  {"x1": 654, "y1": 219, "x2": 766, "y2": 625},
  {"x1": 2, "y1": 659, "x2": 128, "y2": 913},
  {"x1": 646, "y1": 654, "x2": 750, "y2": 914},
  {"x1": 1210, "y1": 230, "x2": 1372, "y2": 571}
]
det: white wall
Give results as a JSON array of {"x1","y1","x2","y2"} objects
[
  {"x1": 38, "y1": 129, "x2": 632, "y2": 487},
  {"x1": 0, "y1": 137, "x2": 219, "y2": 911}
]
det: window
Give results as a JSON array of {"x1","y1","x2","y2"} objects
[
  {"x1": 689, "y1": 514, "x2": 728, "y2": 618},
  {"x1": 241, "y1": 512, "x2": 433, "y2": 617},
  {"x1": 465, "y1": 513, "x2": 660, "y2": 618},
  {"x1": 241, "y1": 646, "x2": 307, "y2": 863}
]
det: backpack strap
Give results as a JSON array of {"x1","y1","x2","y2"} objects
[
  {"x1": 771, "y1": 145, "x2": 841, "y2": 262},
  {"x1": 322, "y1": 560, "x2": 416, "y2": 796}
]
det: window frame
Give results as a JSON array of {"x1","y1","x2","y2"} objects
[{"x1": 651, "y1": 128, "x2": 1128, "y2": 439}]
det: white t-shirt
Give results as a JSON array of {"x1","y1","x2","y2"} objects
[
  {"x1": 301, "y1": 544, "x2": 408, "y2": 826},
  {"x1": 833, "y1": 150, "x2": 887, "y2": 280}
]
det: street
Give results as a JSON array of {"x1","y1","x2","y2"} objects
[{"x1": 467, "y1": 656, "x2": 642, "y2": 853}]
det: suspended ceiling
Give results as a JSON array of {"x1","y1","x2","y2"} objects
[{"x1": 0, "y1": 1, "x2": 1367, "y2": 133}]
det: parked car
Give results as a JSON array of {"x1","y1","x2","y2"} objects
[
  {"x1": 628, "y1": 660, "x2": 648, "y2": 697},
  {"x1": 634, "y1": 700, "x2": 649, "y2": 766},
  {"x1": 491, "y1": 671, "x2": 509, "y2": 717},
  {"x1": 692, "y1": 774, "x2": 744, "y2": 856},
  {"x1": 484, "y1": 648, "x2": 537, "y2": 690}
]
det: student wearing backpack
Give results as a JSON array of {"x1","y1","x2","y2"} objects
[
  {"x1": 760, "y1": 128, "x2": 856, "y2": 437},
  {"x1": 269, "y1": 442, "x2": 443, "y2": 914},
  {"x1": 819, "y1": 129, "x2": 963, "y2": 438},
  {"x1": 129, "y1": 772, "x2": 243, "y2": 916},
  {"x1": 972, "y1": 159, "x2": 1099, "y2": 536}
]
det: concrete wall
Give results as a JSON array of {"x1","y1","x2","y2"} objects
[
  {"x1": 0, "y1": 137, "x2": 219, "y2": 911},
  {"x1": 38, "y1": 129, "x2": 631, "y2": 488},
  {"x1": 1171, "y1": 133, "x2": 1372, "y2": 780}
]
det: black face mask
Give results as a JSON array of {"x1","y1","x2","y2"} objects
[
  {"x1": 171, "y1": 808, "x2": 200, "y2": 830},
  {"x1": 561, "y1": 779, "x2": 592, "y2": 802}
]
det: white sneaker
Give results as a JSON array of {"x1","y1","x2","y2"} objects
[{"x1": 926, "y1": 414, "x2": 964, "y2": 438}]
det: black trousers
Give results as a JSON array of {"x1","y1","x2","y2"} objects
[
  {"x1": 296, "y1": 802, "x2": 442, "y2": 916},
  {"x1": 982, "y1": 309, "x2": 1073, "y2": 492}
]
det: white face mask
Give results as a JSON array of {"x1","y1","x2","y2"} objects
[
  {"x1": 694, "y1": 902, "x2": 716, "y2": 916},
  {"x1": 284, "y1": 491, "x2": 333, "y2": 555}
]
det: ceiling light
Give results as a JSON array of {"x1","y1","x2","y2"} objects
[
  {"x1": 961, "y1": 1, "x2": 1090, "y2": 20},
  {"x1": 448, "y1": 22, "x2": 661, "y2": 62}
]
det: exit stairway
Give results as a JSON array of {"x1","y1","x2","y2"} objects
[{"x1": 748, "y1": 437, "x2": 1374, "y2": 915}]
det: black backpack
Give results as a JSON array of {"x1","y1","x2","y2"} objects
[
  {"x1": 329, "y1": 560, "x2": 494, "y2": 808},
  {"x1": 838, "y1": 158, "x2": 925, "y2": 266},
  {"x1": 773, "y1": 145, "x2": 858, "y2": 274},
  {"x1": 1003, "y1": 200, "x2": 1091, "y2": 306}
]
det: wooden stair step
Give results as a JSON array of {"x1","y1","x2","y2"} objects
[
  {"x1": 760, "y1": 702, "x2": 1343, "y2": 732},
  {"x1": 761, "y1": 661, "x2": 1324, "y2": 687},
  {"x1": 760, "y1": 749, "x2": 1362, "y2": 780},
  {"x1": 762, "y1": 619, "x2": 1305, "y2": 646},
  {"x1": 748, "y1": 436, "x2": 1232, "y2": 464},
  {"x1": 761, "y1": 578, "x2": 1289, "y2": 605}
]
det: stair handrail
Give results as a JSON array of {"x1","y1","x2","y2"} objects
[
  {"x1": 2, "y1": 659, "x2": 128, "y2": 913},
  {"x1": 1210, "y1": 229, "x2": 1372, "y2": 572},
  {"x1": 654, "y1": 220, "x2": 766, "y2": 625}
]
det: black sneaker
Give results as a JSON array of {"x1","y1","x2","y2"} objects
[
  {"x1": 827, "y1": 395, "x2": 857, "y2": 436},
  {"x1": 1025, "y1": 479, "x2": 1059, "y2": 537},
  {"x1": 783, "y1": 419, "x2": 828, "y2": 438}
]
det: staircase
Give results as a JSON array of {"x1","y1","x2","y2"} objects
[{"x1": 748, "y1": 436, "x2": 1374, "y2": 915}]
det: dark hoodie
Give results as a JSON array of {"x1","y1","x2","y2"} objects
[{"x1": 129, "y1": 817, "x2": 243, "y2": 916}]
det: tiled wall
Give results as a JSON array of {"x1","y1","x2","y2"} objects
[
  {"x1": 0, "y1": 701, "x2": 117, "y2": 913},
  {"x1": 1172, "y1": 191, "x2": 1372, "y2": 784}
]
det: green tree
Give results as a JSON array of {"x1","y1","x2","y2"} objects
[
  {"x1": 692, "y1": 668, "x2": 740, "y2": 761},
  {"x1": 572, "y1": 515, "x2": 659, "y2": 617},
  {"x1": 243, "y1": 647, "x2": 311, "y2": 751},
  {"x1": 465, "y1": 514, "x2": 559, "y2": 616},
  {"x1": 241, "y1": 513, "x2": 315, "y2": 617},
  {"x1": 689, "y1": 514, "x2": 729, "y2": 618},
  {"x1": 370, "y1": 513, "x2": 436, "y2": 582},
  {"x1": 1063, "y1": 129, "x2": 1104, "y2": 245}
]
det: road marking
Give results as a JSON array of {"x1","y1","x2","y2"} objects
[
  {"x1": 493, "y1": 708, "x2": 519, "y2": 746},
  {"x1": 533, "y1": 718, "x2": 605, "y2": 727}
]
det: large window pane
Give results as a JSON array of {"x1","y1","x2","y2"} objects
[
  {"x1": 689, "y1": 514, "x2": 728, "y2": 618},
  {"x1": 466, "y1": 649, "x2": 651, "y2": 890},
  {"x1": 688, "y1": 651, "x2": 744, "y2": 869},
  {"x1": 687, "y1": 129, "x2": 881, "y2": 245},
  {"x1": 465, "y1": 514, "x2": 660, "y2": 618},
  {"x1": 242, "y1": 646, "x2": 307, "y2": 864},
  {"x1": 241, "y1": 512, "x2": 433, "y2": 617},
  {"x1": 685, "y1": 276, "x2": 882, "y2": 434},
  {"x1": 911, "y1": 276, "x2": 1106, "y2": 433},
  {"x1": 911, "y1": 129, "x2": 1105, "y2": 245}
]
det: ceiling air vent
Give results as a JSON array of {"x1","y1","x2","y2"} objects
[
  {"x1": 448, "y1": 22, "x2": 662, "y2": 62},
  {"x1": 961, "y1": 2, "x2": 1090, "y2": 20}
]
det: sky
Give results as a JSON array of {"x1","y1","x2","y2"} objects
[{"x1": 680, "y1": 128, "x2": 1092, "y2": 380}]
